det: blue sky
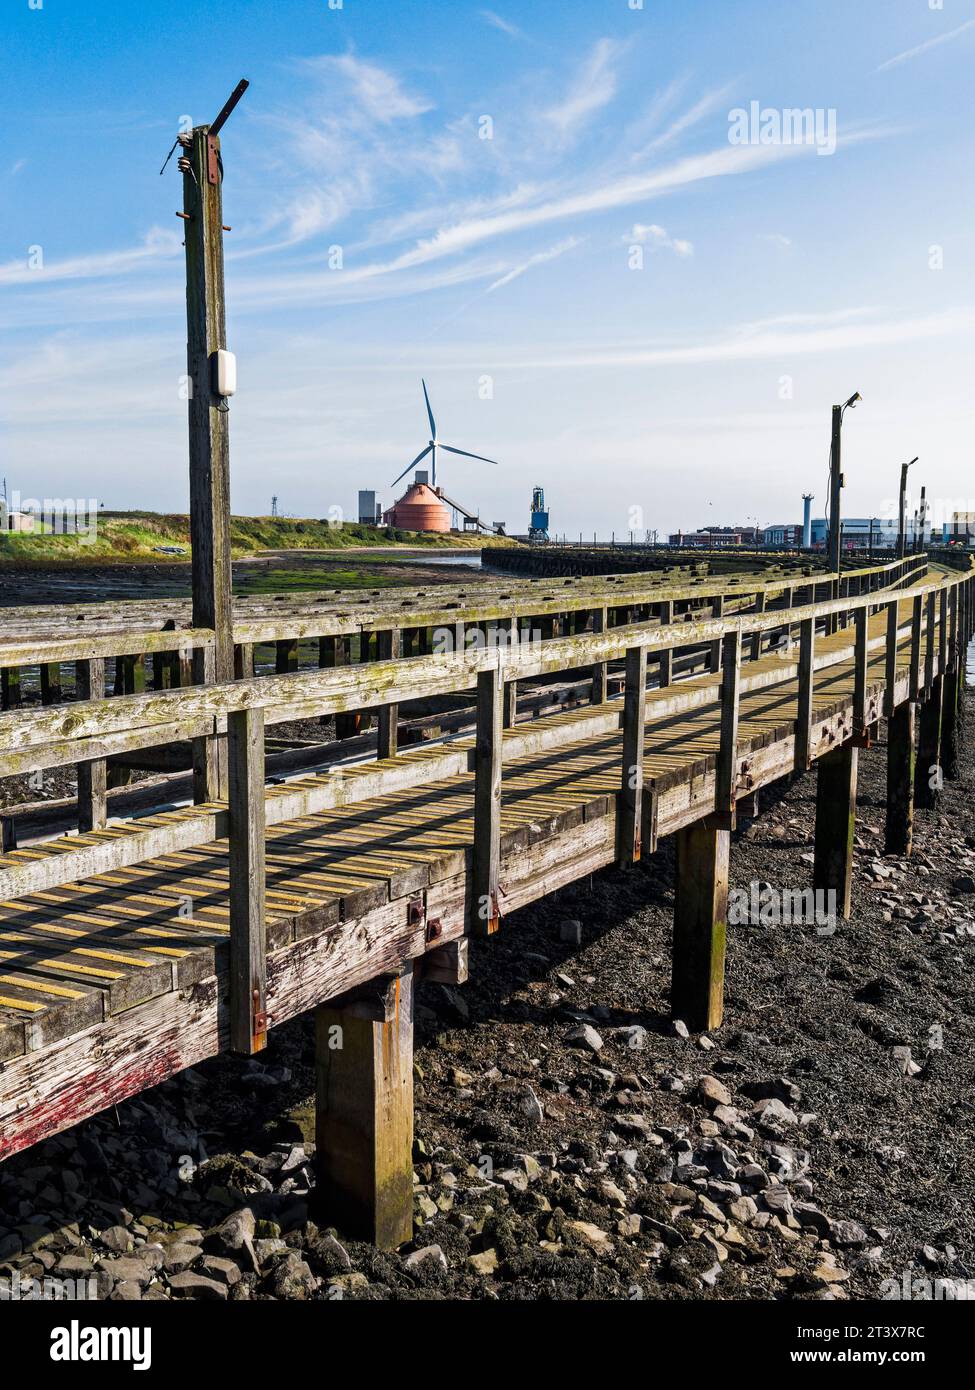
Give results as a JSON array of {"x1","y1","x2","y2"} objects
[{"x1": 1, "y1": 0, "x2": 973, "y2": 537}]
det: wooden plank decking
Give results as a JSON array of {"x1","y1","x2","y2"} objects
[{"x1": 0, "y1": 592, "x2": 927, "y2": 1156}]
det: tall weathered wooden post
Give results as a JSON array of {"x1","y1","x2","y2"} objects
[{"x1": 175, "y1": 81, "x2": 249, "y2": 801}]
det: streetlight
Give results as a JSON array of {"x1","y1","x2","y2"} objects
[
  {"x1": 897, "y1": 457, "x2": 919, "y2": 559},
  {"x1": 827, "y1": 391, "x2": 862, "y2": 574}
]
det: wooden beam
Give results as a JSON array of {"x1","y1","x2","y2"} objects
[
  {"x1": 814, "y1": 743, "x2": 858, "y2": 920},
  {"x1": 672, "y1": 820, "x2": 729, "y2": 1031},
  {"x1": 75, "y1": 659, "x2": 107, "y2": 833},
  {"x1": 883, "y1": 601, "x2": 899, "y2": 719},
  {"x1": 657, "y1": 600, "x2": 673, "y2": 687},
  {"x1": 886, "y1": 701, "x2": 916, "y2": 856},
  {"x1": 315, "y1": 964, "x2": 414, "y2": 1249},
  {"x1": 40, "y1": 663, "x2": 62, "y2": 706},
  {"x1": 420, "y1": 939, "x2": 469, "y2": 986},
  {"x1": 227, "y1": 705, "x2": 267, "y2": 1055},
  {"x1": 618, "y1": 645, "x2": 648, "y2": 866},
  {"x1": 852, "y1": 606, "x2": 869, "y2": 736},
  {"x1": 471, "y1": 665, "x2": 503, "y2": 935}
]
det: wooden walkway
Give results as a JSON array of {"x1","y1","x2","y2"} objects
[{"x1": 0, "y1": 556, "x2": 970, "y2": 1245}]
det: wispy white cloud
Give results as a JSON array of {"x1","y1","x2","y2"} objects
[
  {"x1": 625, "y1": 223, "x2": 693, "y2": 257},
  {"x1": 10, "y1": 159, "x2": 26, "y2": 176},
  {"x1": 758, "y1": 232, "x2": 793, "y2": 250},
  {"x1": 480, "y1": 10, "x2": 525, "y2": 40},
  {"x1": 298, "y1": 53, "x2": 433, "y2": 122},
  {"x1": 0, "y1": 228, "x2": 181, "y2": 288},
  {"x1": 876, "y1": 18, "x2": 975, "y2": 72},
  {"x1": 542, "y1": 37, "x2": 622, "y2": 135},
  {"x1": 487, "y1": 236, "x2": 582, "y2": 291},
  {"x1": 479, "y1": 307, "x2": 975, "y2": 371}
]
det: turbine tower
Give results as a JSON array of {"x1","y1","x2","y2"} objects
[{"x1": 390, "y1": 380, "x2": 498, "y2": 490}]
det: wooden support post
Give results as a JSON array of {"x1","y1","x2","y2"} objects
[
  {"x1": 924, "y1": 591, "x2": 936, "y2": 691},
  {"x1": 234, "y1": 643, "x2": 254, "y2": 679},
  {"x1": 192, "y1": 643, "x2": 219, "y2": 803},
  {"x1": 883, "y1": 601, "x2": 899, "y2": 719},
  {"x1": 227, "y1": 705, "x2": 267, "y2": 1055},
  {"x1": 909, "y1": 596, "x2": 923, "y2": 701},
  {"x1": 590, "y1": 607, "x2": 608, "y2": 705},
  {"x1": 795, "y1": 616, "x2": 815, "y2": 772},
  {"x1": 471, "y1": 665, "x2": 503, "y2": 935},
  {"x1": 709, "y1": 594, "x2": 724, "y2": 673},
  {"x1": 275, "y1": 638, "x2": 299, "y2": 673},
  {"x1": 315, "y1": 964, "x2": 414, "y2": 1250},
  {"x1": 618, "y1": 645, "x2": 648, "y2": 866},
  {"x1": 716, "y1": 629, "x2": 742, "y2": 825},
  {"x1": 751, "y1": 590, "x2": 766, "y2": 661},
  {"x1": 657, "y1": 600, "x2": 673, "y2": 688},
  {"x1": 885, "y1": 701, "x2": 916, "y2": 856},
  {"x1": 853, "y1": 606, "x2": 869, "y2": 737},
  {"x1": 502, "y1": 678, "x2": 517, "y2": 729},
  {"x1": 376, "y1": 629, "x2": 400, "y2": 759},
  {"x1": 183, "y1": 121, "x2": 235, "y2": 802},
  {"x1": 40, "y1": 663, "x2": 62, "y2": 705},
  {"x1": 938, "y1": 588, "x2": 948, "y2": 675},
  {"x1": 0, "y1": 668, "x2": 21, "y2": 710},
  {"x1": 671, "y1": 820, "x2": 729, "y2": 1032},
  {"x1": 941, "y1": 659, "x2": 962, "y2": 781},
  {"x1": 915, "y1": 673, "x2": 943, "y2": 810},
  {"x1": 813, "y1": 743, "x2": 858, "y2": 920},
  {"x1": 75, "y1": 659, "x2": 107, "y2": 832}
]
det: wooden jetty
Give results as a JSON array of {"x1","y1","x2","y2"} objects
[
  {"x1": 0, "y1": 549, "x2": 969, "y2": 1245},
  {"x1": 1, "y1": 102, "x2": 970, "y2": 1248}
]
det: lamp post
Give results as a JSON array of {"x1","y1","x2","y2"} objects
[
  {"x1": 897, "y1": 457, "x2": 918, "y2": 559},
  {"x1": 827, "y1": 392, "x2": 862, "y2": 575}
]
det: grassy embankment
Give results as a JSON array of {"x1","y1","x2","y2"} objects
[{"x1": 0, "y1": 512, "x2": 514, "y2": 566}]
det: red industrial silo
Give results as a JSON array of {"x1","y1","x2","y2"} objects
[{"x1": 384, "y1": 482, "x2": 451, "y2": 533}]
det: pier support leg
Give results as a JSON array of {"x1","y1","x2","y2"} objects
[
  {"x1": 471, "y1": 666, "x2": 503, "y2": 935},
  {"x1": 315, "y1": 966, "x2": 414, "y2": 1250},
  {"x1": 915, "y1": 675, "x2": 943, "y2": 810},
  {"x1": 814, "y1": 743, "x2": 858, "y2": 920},
  {"x1": 885, "y1": 703, "x2": 916, "y2": 857},
  {"x1": 671, "y1": 820, "x2": 729, "y2": 1032},
  {"x1": 940, "y1": 664, "x2": 961, "y2": 781},
  {"x1": 40, "y1": 663, "x2": 62, "y2": 706}
]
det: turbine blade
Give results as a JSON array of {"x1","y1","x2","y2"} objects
[
  {"x1": 390, "y1": 444, "x2": 432, "y2": 487},
  {"x1": 421, "y1": 379, "x2": 436, "y2": 439},
  {"x1": 439, "y1": 443, "x2": 499, "y2": 465}
]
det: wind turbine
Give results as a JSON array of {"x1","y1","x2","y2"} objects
[{"x1": 390, "y1": 380, "x2": 498, "y2": 490}]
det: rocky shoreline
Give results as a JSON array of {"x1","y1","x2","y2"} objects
[{"x1": 2, "y1": 703, "x2": 973, "y2": 1302}]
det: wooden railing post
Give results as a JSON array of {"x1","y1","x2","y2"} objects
[
  {"x1": 75, "y1": 658, "x2": 107, "y2": 832},
  {"x1": 590, "y1": 607, "x2": 608, "y2": 704},
  {"x1": 909, "y1": 596, "x2": 923, "y2": 701},
  {"x1": 228, "y1": 705, "x2": 267, "y2": 1055},
  {"x1": 709, "y1": 594, "x2": 724, "y2": 673},
  {"x1": 471, "y1": 664, "x2": 503, "y2": 935},
  {"x1": 657, "y1": 600, "x2": 673, "y2": 687},
  {"x1": 376, "y1": 629, "x2": 400, "y2": 758},
  {"x1": 750, "y1": 590, "x2": 766, "y2": 660},
  {"x1": 618, "y1": 644, "x2": 647, "y2": 866},
  {"x1": 192, "y1": 642, "x2": 221, "y2": 803},
  {"x1": 853, "y1": 606, "x2": 869, "y2": 738},
  {"x1": 883, "y1": 600, "x2": 899, "y2": 719},
  {"x1": 716, "y1": 629, "x2": 742, "y2": 825},
  {"x1": 795, "y1": 616, "x2": 815, "y2": 771}
]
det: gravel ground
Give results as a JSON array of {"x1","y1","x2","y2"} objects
[{"x1": 1, "y1": 702, "x2": 973, "y2": 1302}]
